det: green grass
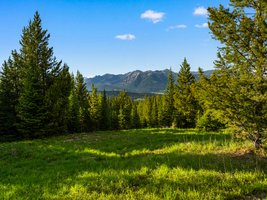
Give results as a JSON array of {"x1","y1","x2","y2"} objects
[{"x1": 0, "y1": 129, "x2": 266, "y2": 199}]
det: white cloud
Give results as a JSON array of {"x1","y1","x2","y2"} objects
[
  {"x1": 195, "y1": 23, "x2": 209, "y2": 28},
  {"x1": 141, "y1": 10, "x2": 165, "y2": 23},
  {"x1": 168, "y1": 24, "x2": 187, "y2": 29},
  {"x1": 168, "y1": 24, "x2": 187, "y2": 30},
  {"x1": 115, "y1": 34, "x2": 136, "y2": 41},
  {"x1": 193, "y1": 6, "x2": 208, "y2": 16}
]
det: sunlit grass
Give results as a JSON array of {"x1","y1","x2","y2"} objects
[{"x1": 0, "y1": 129, "x2": 266, "y2": 199}]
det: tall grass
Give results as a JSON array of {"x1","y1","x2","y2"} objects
[{"x1": 0, "y1": 129, "x2": 266, "y2": 199}]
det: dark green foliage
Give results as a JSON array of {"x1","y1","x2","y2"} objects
[
  {"x1": 16, "y1": 63, "x2": 44, "y2": 137},
  {"x1": 16, "y1": 11, "x2": 71, "y2": 137},
  {"x1": 117, "y1": 91, "x2": 132, "y2": 129},
  {"x1": 100, "y1": 90, "x2": 110, "y2": 130},
  {"x1": 130, "y1": 103, "x2": 141, "y2": 128},
  {"x1": 162, "y1": 69, "x2": 175, "y2": 126},
  {"x1": 109, "y1": 97, "x2": 119, "y2": 130},
  {"x1": 75, "y1": 71, "x2": 91, "y2": 132},
  {"x1": 67, "y1": 74, "x2": 80, "y2": 133},
  {"x1": 0, "y1": 12, "x2": 71, "y2": 138},
  {"x1": 207, "y1": 0, "x2": 267, "y2": 149},
  {"x1": 0, "y1": 54, "x2": 20, "y2": 136},
  {"x1": 174, "y1": 58, "x2": 197, "y2": 128},
  {"x1": 44, "y1": 65, "x2": 71, "y2": 134},
  {"x1": 89, "y1": 84, "x2": 102, "y2": 130}
]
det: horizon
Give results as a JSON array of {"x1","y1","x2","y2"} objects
[
  {"x1": 88, "y1": 68, "x2": 214, "y2": 78},
  {"x1": 1, "y1": 0, "x2": 229, "y2": 77}
]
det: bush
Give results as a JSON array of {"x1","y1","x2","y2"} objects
[{"x1": 196, "y1": 110, "x2": 224, "y2": 131}]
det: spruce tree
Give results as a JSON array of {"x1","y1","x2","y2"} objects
[
  {"x1": 163, "y1": 68, "x2": 175, "y2": 126},
  {"x1": 174, "y1": 58, "x2": 197, "y2": 128},
  {"x1": 100, "y1": 90, "x2": 110, "y2": 130},
  {"x1": 16, "y1": 11, "x2": 70, "y2": 137},
  {"x1": 208, "y1": 0, "x2": 267, "y2": 148},
  {"x1": 130, "y1": 103, "x2": 140, "y2": 129},
  {"x1": 44, "y1": 64, "x2": 71, "y2": 134},
  {"x1": 0, "y1": 52, "x2": 21, "y2": 137},
  {"x1": 67, "y1": 74, "x2": 80, "y2": 133},
  {"x1": 117, "y1": 91, "x2": 132, "y2": 129},
  {"x1": 75, "y1": 71, "x2": 91, "y2": 132},
  {"x1": 89, "y1": 84, "x2": 101, "y2": 130}
]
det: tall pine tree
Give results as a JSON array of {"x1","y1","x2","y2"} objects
[
  {"x1": 174, "y1": 58, "x2": 197, "y2": 128},
  {"x1": 16, "y1": 11, "x2": 70, "y2": 137}
]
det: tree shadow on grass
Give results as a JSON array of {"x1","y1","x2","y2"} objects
[
  {"x1": 1, "y1": 147, "x2": 266, "y2": 199},
  {"x1": 0, "y1": 129, "x2": 266, "y2": 199},
  {"x1": 73, "y1": 128, "x2": 232, "y2": 154}
]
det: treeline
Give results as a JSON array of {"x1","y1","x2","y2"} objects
[
  {"x1": 1, "y1": 0, "x2": 267, "y2": 149},
  {"x1": 0, "y1": 9, "x2": 219, "y2": 141},
  {"x1": 0, "y1": 12, "x2": 218, "y2": 140}
]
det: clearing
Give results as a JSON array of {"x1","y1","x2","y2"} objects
[{"x1": 0, "y1": 129, "x2": 266, "y2": 199}]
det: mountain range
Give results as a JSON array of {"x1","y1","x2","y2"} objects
[{"x1": 85, "y1": 69, "x2": 214, "y2": 94}]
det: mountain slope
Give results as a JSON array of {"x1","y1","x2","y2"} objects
[{"x1": 85, "y1": 69, "x2": 213, "y2": 93}]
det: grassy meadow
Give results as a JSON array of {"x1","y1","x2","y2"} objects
[{"x1": 0, "y1": 129, "x2": 266, "y2": 199}]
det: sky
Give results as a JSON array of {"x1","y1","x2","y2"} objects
[{"x1": 0, "y1": 0, "x2": 230, "y2": 77}]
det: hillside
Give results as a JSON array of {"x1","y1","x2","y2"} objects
[{"x1": 85, "y1": 69, "x2": 214, "y2": 93}]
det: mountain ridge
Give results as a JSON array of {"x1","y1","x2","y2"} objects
[{"x1": 85, "y1": 69, "x2": 213, "y2": 93}]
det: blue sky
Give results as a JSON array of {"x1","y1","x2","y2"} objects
[{"x1": 0, "y1": 0, "x2": 229, "y2": 77}]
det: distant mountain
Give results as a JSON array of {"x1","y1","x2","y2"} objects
[{"x1": 85, "y1": 69, "x2": 214, "y2": 93}]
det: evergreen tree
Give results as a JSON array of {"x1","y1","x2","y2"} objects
[
  {"x1": 100, "y1": 90, "x2": 110, "y2": 130},
  {"x1": 67, "y1": 74, "x2": 80, "y2": 133},
  {"x1": 16, "y1": 11, "x2": 70, "y2": 137},
  {"x1": 174, "y1": 58, "x2": 197, "y2": 128},
  {"x1": 208, "y1": 0, "x2": 267, "y2": 149},
  {"x1": 75, "y1": 71, "x2": 91, "y2": 132},
  {"x1": 194, "y1": 67, "x2": 224, "y2": 131},
  {"x1": 16, "y1": 60, "x2": 44, "y2": 137},
  {"x1": 0, "y1": 52, "x2": 21, "y2": 136},
  {"x1": 156, "y1": 96, "x2": 164, "y2": 127},
  {"x1": 163, "y1": 68, "x2": 175, "y2": 126},
  {"x1": 44, "y1": 64, "x2": 71, "y2": 134},
  {"x1": 110, "y1": 97, "x2": 119, "y2": 130},
  {"x1": 130, "y1": 103, "x2": 140, "y2": 129},
  {"x1": 118, "y1": 106, "x2": 127, "y2": 130},
  {"x1": 89, "y1": 84, "x2": 101, "y2": 130},
  {"x1": 151, "y1": 97, "x2": 159, "y2": 127},
  {"x1": 117, "y1": 91, "x2": 132, "y2": 129}
]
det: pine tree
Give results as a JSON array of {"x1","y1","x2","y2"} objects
[
  {"x1": 0, "y1": 52, "x2": 21, "y2": 137},
  {"x1": 194, "y1": 67, "x2": 224, "y2": 131},
  {"x1": 118, "y1": 106, "x2": 127, "y2": 130},
  {"x1": 100, "y1": 90, "x2": 110, "y2": 130},
  {"x1": 151, "y1": 97, "x2": 159, "y2": 127},
  {"x1": 75, "y1": 71, "x2": 91, "y2": 132},
  {"x1": 67, "y1": 74, "x2": 80, "y2": 133},
  {"x1": 110, "y1": 97, "x2": 119, "y2": 130},
  {"x1": 208, "y1": 0, "x2": 267, "y2": 149},
  {"x1": 16, "y1": 60, "x2": 44, "y2": 137},
  {"x1": 174, "y1": 58, "x2": 197, "y2": 128},
  {"x1": 163, "y1": 68, "x2": 175, "y2": 126},
  {"x1": 89, "y1": 84, "x2": 101, "y2": 130},
  {"x1": 117, "y1": 91, "x2": 132, "y2": 129},
  {"x1": 45, "y1": 64, "x2": 71, "y2": 134},
  {"x1": 16, "y1": 11, "x2": 70, "y2": 137},
  {"x1": 130, "y1": 103, "x2": 140, "y2": 129},
  {"x1": 156, "y1": 95, "x2": 164, "y2": 127}
]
